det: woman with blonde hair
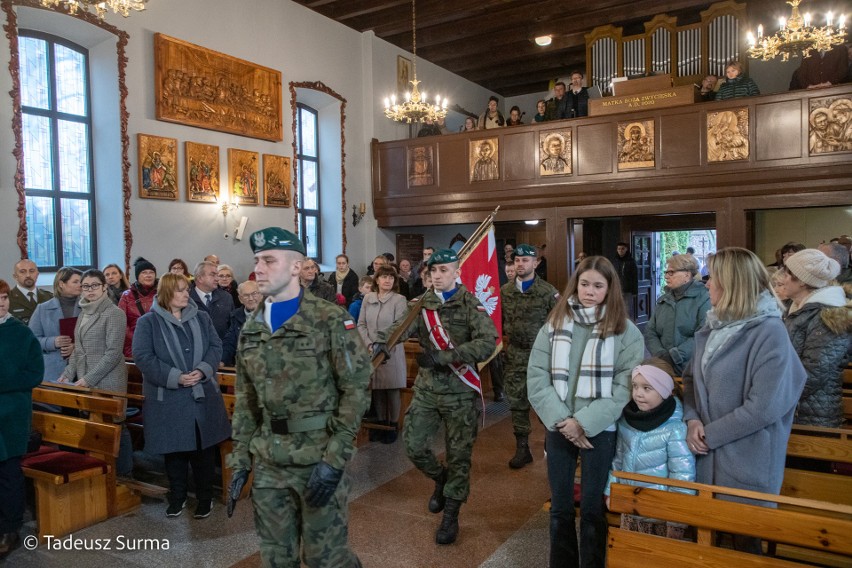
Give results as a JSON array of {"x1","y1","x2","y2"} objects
[
  {"x1": 527, "y1": 256, "x2": 643, "y2": 568},
  {"x1": 683, "y1": 247, "x2": 805, "y2": 553}
]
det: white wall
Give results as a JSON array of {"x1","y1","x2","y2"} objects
[
  {"x1": 754, "y1": 206, "x2": 852, "y2": 264},
  {"x1": 0, "y1": 0, "x2": 499, "y2": 284}
]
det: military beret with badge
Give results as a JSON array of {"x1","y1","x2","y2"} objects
[
  {"x1": 250, "y1": 227, "x2": 306, "y2": 255},
  {"x1": 426, "y1": 248, "x2": 459, "y2": 266},
  {"x1": 514, "y1": 244, "x2": 537, "y2": 258}
]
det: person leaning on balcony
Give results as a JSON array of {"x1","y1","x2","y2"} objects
[{"x1": 715, "y1": 61, "x2": 760, "y2": 100}]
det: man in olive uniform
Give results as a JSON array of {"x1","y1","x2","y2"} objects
[
  {"x1": 226, "y1": 227, "x2": 371, "y2": 568},
  {"x1": 373, "y1": 249, "x2": 497, "y2": 545},
  {"x1": 500, "y1": 244, "x2": 559, "y2": 469}
]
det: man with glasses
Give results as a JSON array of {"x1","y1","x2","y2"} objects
[{"x1": 221, "y1": 280, "x2": 262, "y2": 366}]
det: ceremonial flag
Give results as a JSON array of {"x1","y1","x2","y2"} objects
[{"x1": 459, "y1": 225, "x2": 502, "y2": 361}]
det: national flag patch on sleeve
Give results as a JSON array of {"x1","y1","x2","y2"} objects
[{"x1": 343, "y1": 319, "x2": 356, "y2": 330}]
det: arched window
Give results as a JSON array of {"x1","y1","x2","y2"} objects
[{"x1": 20, "y1": 30, "x2": 96, "y2": 269}]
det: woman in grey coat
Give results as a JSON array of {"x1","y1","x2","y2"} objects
[
  {"x1": 59, "y1": 269, "x2": 132, "y2": 476},
  {"x1": 358, "y1": 265, "x2": 408, "y2": 443},
  {"x1": 132, "y1": 274, "x2": 230, "y2": 519},
  {"x1": 644, "y1": 254, "x2": 711, "y2": 376},
  {"x1": 683, "y1": 248, "x2": 806, "y2": 554},
  {"x1": 28, "y1": 267, "x2": 82, "y2": 382}
]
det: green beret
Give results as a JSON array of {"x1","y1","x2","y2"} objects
[
  {"x1": 250, "y1": 227, "x2": 306, "y2": 255},
  {"x1": 427, "y1": 248, "x2": 459, "y2": 266},
  {"x1": 514, "y1": 244, "x2": 537, "y2": 258}
]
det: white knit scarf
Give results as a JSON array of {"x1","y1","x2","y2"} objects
[{"x1": 547, "y1": 299, "x2": 615, "y2": 402}]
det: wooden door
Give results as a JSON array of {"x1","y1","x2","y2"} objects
[{"x1": 631, "y1": 231, "x2": 655, "y2": 326}]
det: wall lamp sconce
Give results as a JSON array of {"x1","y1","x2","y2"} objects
[
  {"x1": 352, "y1": 202, "x2": 366, "y2": 226},
  {"x1": 219, "y1": 195, "x2": 240, "y2": 218}
]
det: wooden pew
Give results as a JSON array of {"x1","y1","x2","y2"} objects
[
  {"x1": 217, "y1": 371, "x2": 252, "y2": 505},
  {"x1": 844, "y1": 388, "x2": 852, "y2": 423},
  {"x1": 608, "y1": 471, "x2": 852, "y2": 568}
]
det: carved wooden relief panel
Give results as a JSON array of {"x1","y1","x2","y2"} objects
[
  {"x1": 617, "y1": 119, "x2": 655, "y2": 171},
  {"x1": 707, "y1": 108, "x2": 749, "y2": 162},
  {"x1": 408, "y1": 145, "x2": 435, "y2": 187},
  {"x1": 539, "y1": 129, "x2": 572, "y2": 176},
  {"x1": 228, "y1": 149, "x2": 259, "y2": 205},
  {"x1": 185, "y1": 141, "x2": 219, "y2": 202},
  {"x1": 469, "y1": 138, "x2": 499, "y2": 182},
  {"x1": 138, "y1": 134, "x2": 178, "y2": 200},
  {"x1": 808, "y1": 95, "x2": 852, "y2": 155},
  {"x1": 263, "y1": 154, "x2": 291, "y2": 207}
]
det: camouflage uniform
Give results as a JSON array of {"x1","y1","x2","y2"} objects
[
  {"x1": 500, "y1": 276, "x2": 559, "y2": 435},
  {"x1": 378, "y1": 284, "x2": 497, "y2": 501},
  {"x1": 228, "y1": 292, "x2": 371, "y2": 568}
]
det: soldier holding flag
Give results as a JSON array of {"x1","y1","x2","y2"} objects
[{"x1": 373, "y1": 248, "x2": 497, "y2": 545}]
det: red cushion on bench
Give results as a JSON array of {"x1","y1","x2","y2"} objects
[
  {"x1": 22, "y1": 451, "x2": 108, "y2": 482},
  {"x1": 23, "y1": 445, "x2": 62, "y2": 459}
]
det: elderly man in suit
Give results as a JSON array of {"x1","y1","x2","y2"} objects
[
  {"x1": 190, "y1": 261, "x2": 234, "y2": 339},
  {"x1": 9, "y1": 259, "x2": 52, "y2": 324}
]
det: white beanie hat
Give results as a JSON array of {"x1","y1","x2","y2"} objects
[{"x1": 785, "y1": 249, "x2": 840, "y2": 288}]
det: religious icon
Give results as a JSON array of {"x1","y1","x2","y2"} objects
[
  {"x1": 808, "y1": 95, "x2": 852, "y2": 155},
  {"x1": 397, "y1": 56, "x2": 412, "y2": 94},
  {"x1": 408, "y1": 145, "x2": 434, "y2": 187},
  {"x1": 228, "y1": 149, "x2": 259, "y2": 205},
  {"x1": 707, "y1": 109, "x2": 749, "y2": 162},
  {"x1": 185, "y1": 142, "x2": 220, "y2": 202},
  {"x1": 263, "y1": 154, "x2": 291, "y2": 207},
  {"x1": 539, "y1": 130, "x2": 572, "y2": 176},
  {"x1": 617, "y1": 120, "x2": 655, "y2": 171},
  {"x1": 469, "y1": 138, "x2": 499, "y2": 182},
  {"x1": 138, "y1": 134, "x2": 178, "y2": 200}
]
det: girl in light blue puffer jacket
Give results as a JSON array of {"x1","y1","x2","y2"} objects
[{"x1": 605, "y1": 358, "x2": 695, "y2": 537}]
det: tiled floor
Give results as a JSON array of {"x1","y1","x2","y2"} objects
[{"x1": 6, "y1": 401, "x2": 552, "y2": 567}]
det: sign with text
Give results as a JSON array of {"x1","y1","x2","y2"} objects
[{"x1": 589, "y1": 85, "x2": 700, "y2": 117}]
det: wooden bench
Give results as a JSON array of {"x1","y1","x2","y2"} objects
[
  {"x1": 784, "y1": 425, "x2": 852, "y2": 506},
  {"x1": 217, "y1": 371, "x2": 253, "y2": 505},
  {"x1": 24, "y1": 386, "x2": 131, "y2": 541},
  {"x1": 608, "y1": 471, "x2": 852, "y2": 568}
]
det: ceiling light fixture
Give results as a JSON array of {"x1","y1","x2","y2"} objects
[
  {"x1": 534, "y1": 35, "x2": 553, "y2": 47},
  {"x1": 383, "y1": 0, "x2": 448, "y2": 124},
  {"x1": 39, "y1": 0, "x2": 146, "y2": 19},
  {"x1": 747, "y1": 0, "x2": 846, "y2": 61}
]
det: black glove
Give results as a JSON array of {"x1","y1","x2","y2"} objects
[
  {"x1": 304, "y1": 461, "x2": 343, "y2": 508},
  {"x1": 416, "y1": 350, "x2": 438, "y2": 369},
  {"x1": 371, "y1": 343, "x2": 391, "y2": 364},
  {"x1": 227, "y1": 469, "x2": 250, "y2": 518}
]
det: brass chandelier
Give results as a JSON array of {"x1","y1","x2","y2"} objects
[
  {"x1": 384, "y1": 0, "x2": 448, "y2": 124},
  {"x1": 747, "y1": 0, "x2": 846, "y2": 61},
  {"x1": 39, "y1": 0, "x2": 146, "y2": 19}
]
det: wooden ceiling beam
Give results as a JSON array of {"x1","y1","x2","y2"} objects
[
  {"x1": 462, "y1": 57, "x2": 587, "y2": 85},
  {"x1": 487, "y1": 80, "x2": 554, "y2": 98},
  {"x1": 432, "y1": 34, "x2": 587, "y2": 74}
]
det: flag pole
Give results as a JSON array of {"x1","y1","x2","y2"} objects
[{"x1": 371, "y1": 206, "x2": 500, "y2": 369}]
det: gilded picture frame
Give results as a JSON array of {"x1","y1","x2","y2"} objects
[
  {"x1": 539, "y1": 129, "x2": 572, "y2": 176},
  {"x1": 185, "y1": 142, "x2": 220, "y2": 202},
  {"x1": 138, "y1": 133, "x2": 178, "y2": 200},
  {"x1": 707, "y1": 109, "x2": 749, "y2": 162},
  {"x1": 155, "y1": 33, "x2": 283, "y2": 141},
  {"x1": 469, "y1": 138, "x2": 499, "y2": 182},
  {"x1": 617, "y1": 119, "x2": 655, "y2": 171},
  {"x1": 397, "y1": 55, "x2": 412, "y2": 95},
  {"x1": 228, "y1": 149, "x2": 260, "y2": 206},
  {"x1": 807, "y1": 95, "x2": 852, "y2": 155},
  {"x1": 263, "y1": 154, "x2": 291, "y2": 207}
]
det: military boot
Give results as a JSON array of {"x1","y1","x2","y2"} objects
[
  {"x1": 428, "y1": 467, "x2": 448, "y2": 513},
  {"x1": 435, "y1": 498, "x2": 461, "y2": 545},
  {"x1": 382, "y1": 422, "x2": 399, "y2": 444},
  {"x1": 509, "y1": 434, "x2": 533, "y2": 469}
]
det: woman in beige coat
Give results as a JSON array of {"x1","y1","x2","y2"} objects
[
  {"x1": 358, "y1": 265, "x2": 408, "y2": 443},
  {"x1": 60, "y1": 269, "x2": 132, "y2": 476}
]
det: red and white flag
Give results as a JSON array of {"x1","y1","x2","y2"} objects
[{"x1": 459, "y1": 225, "x2": 502, "y2": 360}]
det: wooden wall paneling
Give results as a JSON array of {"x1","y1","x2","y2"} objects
[
  {"x1": 577, "y1": 123, "x2": 614, "y2": 175},
  {"x1": 437, "y1": 138, "x2": 467, "y2": 189},
  {"x1": 660, "y1": 111, "x2": 701, "y2": 169},
  {"x1": 755, "y1": 100, "x2": 802, "y2": 162},
  {"x1": 379, "y1": 146, "x2": 407, "y2": 197},
  {"x1": 503, "y1": 131, "x2": 536, "y2": 181}
]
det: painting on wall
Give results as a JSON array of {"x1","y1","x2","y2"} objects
[
  {"x1": 469, "y1": 138, "x2": 499, "y2": 182},
  {"x1": 263, "y1": 154, "x2": 291, "y2": 207},
  {"x1": 185, "y1": 142, "x2": 220, "y2": 202},
  {"x1": 138, "y1": 134, "x2": 178, "y2": 200},
  {"x1": 707, "y1": 108, "x2": 749, "y2": 162},
  {"x1": 228, "y1": 149, "x2": 259, "y2": 205},
  {"x1": 397, "y1": 56, "x2": 412, "y2": 95},
  {"x1": 539, "y1": 130, "x2": 572, "y2": 176},
  {"x1": 408, "y1": 145, "x2": 435, "y2": 187},
  {"x1": 808, "y1": 95, "x2": 852, "y2": 155},
  {"x1": 155, "y1": 33, "x2": 283, "y2": 141},
  {"x1": 617, "y1": 120, "x2": 655, "y2": 171}
]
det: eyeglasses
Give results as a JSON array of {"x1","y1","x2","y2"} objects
[
  {"x1": 663, "y1": 270, "x2": 688, "y2": 277},
  {"x1": 81, "y1": 283, "x2": 103, "y2": 291},
  {"x1": 240, "y1": 291, "x2": 262, "y2": 299}
]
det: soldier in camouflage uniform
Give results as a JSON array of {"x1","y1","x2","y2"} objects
[
  {"x1": 226, "y1": 227, "x2": 370, "y2": 568},
  {"x1": 500, "y1": 244, "x2": 559, "y2": 469},
  {"x1": 373, "y1": 249, "x2": 497, "y2": 545}
]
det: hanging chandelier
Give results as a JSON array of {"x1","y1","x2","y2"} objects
[
  {"x1": 747, "y1": 0, "x2": 846, "y2": 61},
  {"x1": 39, "y1": 0, "x2": 146, "y2": 19},
  {"x1": 384, "y1": 0, "x2": 448, "y2": 124}
]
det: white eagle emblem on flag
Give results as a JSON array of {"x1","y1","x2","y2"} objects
[{"x1": 474, "y1": 274, "x2": 499, "y2": 315}]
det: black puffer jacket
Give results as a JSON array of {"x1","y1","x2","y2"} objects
[{"x1": 784, "y1": 285, "x2": 851, "y2": 427}]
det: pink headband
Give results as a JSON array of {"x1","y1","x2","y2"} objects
[{"x1": 632, "y1": 365, "x2": 674, "y2": 399}]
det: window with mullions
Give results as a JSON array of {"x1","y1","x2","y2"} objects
[
  {"x1": 20, "y1": 31, "x2": 96, "y2": 270},
  {"x1": 296, "y1": 104, "x2": 321, "y2": 262}
]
